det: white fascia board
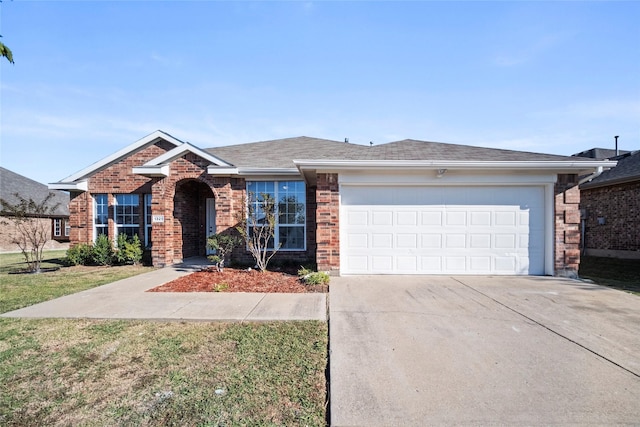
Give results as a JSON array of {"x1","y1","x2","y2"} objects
[
  {"x1": 60, "y1": 130, "x2": 184, "y2": 183},
  {"x1": 236, "y1": 168, "x2": 301, "y2": 176},
  {"x1": 132, "y1": 165, "x2": 170, "y2": 177},
  {"x1": 206, "y1": 167, "x2": 300, "y2": 176},
  {"x1": 294, "y1": 159, "x2": 617, "y2": 172},
  {"x1": 48, "y1": 181, "x2": 88, "y2": 191},
  {"x1": 144, "y1": 143, "x2": 232, "y2": 167},
  {"x1": 207, "y1": 166, "x2": 239, "y2": 175}
]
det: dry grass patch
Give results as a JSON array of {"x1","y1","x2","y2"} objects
[{"x1": 0, "y1": 318, "x2": 328, "y2": 426}]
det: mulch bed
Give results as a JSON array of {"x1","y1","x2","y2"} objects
[{"x1": 148, "y1": 268, "x2": 328, "y2": 293}]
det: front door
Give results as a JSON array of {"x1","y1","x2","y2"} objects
[{"x1": 206, "y1": 198, "x2": 216, "y2": 255}]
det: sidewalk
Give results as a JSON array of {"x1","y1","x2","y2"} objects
[{"x1": 1, "y1": 259, "x2": 327, "y2": 322}]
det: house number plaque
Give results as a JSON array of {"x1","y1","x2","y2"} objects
[{"x1": 152, "y1": 215, "x2": 165, "y2": 223}]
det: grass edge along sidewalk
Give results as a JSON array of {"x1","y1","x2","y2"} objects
[
  {"x1": 0, "y1": 250, "x2": 153, "y2": 314},
  {"x1": 0, "y1": 251, "x2": 328, "y2": 426}
]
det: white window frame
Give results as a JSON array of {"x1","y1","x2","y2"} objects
[
  {"x1": 64, "y1": 221, "x2": 70, "y2": 237},
  {"x1": 246, "y1": 180, "x2": 306, "y2": 251},
  {"x1": 93, "y1": 194, "x2": 108, "y2": 241},
  {"x1": 144, "y1": 194, "x2": 152, "y2": 247},
  {"x1": 114, "y1": 194, "x2": 140, "y2": 240},
  {"x1": 53, "y1": 218, "x2": 61, "y2": 237}
]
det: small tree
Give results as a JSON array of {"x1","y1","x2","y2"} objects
[
  {"x1": 236, "y1": 192, "x2": 281, "y2": 272},
  {"x1": 0, "y1": 192, "x2": 60, "y2": 273},
  {"x1": 207, "y1": 233, "x2": 241, "y2": 272}
]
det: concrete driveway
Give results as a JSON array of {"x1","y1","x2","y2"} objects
[{"x1": 329, "y1": 276, "x2": 640, "y2": 426}]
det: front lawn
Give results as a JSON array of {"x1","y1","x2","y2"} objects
[
  {"x1": 580, "y1": 256, "x2": 640, "y2": 295},
  {"x1": 0, "y1": 250, "x2": 153, "y2": 314},
  {"x1": 0, "y1": 250, "x2": 329, "y2": 425},
  {"x1": 0, "y1": 318, "x2": 328, "y2": 426}
]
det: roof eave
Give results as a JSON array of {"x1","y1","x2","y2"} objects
[
  {"x1": 293, "y1": 159, "x2": 617, "y2": 174},
  {"x1": 581, "y1": 174, "x2": 640, "y2": 190},
  {"x1": 48, "y1": 181, "x2": 88, "y2": 191},
  {"x1": 132, "y1": 165, "x2": 170, "y2": 177}
]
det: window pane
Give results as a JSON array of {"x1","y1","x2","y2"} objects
[
  {"x1": 246, "y1": 181, "x2": 306, "y2": 251},
  {"x1": 279, "y1": 226, "x2": 304, "y2": 249}
]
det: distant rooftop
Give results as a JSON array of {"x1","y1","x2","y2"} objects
[
  {"x1": 572, "y1": 147, "x2": 631, "y2": 160},
  {"x1": 0, "y1": 167, "x2": 69, "y2": 216}
]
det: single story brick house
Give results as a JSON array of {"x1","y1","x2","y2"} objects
[
  {"x1": 1, "y1": 167, "x2": 70, "y2": 252},
  {"x1": 49, "y1": 130, "x2": 615, "y2": 276},
  {"x1": 578, "y1": 149, "x2": 640, "y2": 259}
]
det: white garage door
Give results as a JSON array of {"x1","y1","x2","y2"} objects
[{"x1": 341, "y1": 185, "x2": 545, "y2": 275}]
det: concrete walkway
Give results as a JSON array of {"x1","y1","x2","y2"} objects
[{"x1": 1, "y1": 259, "x2": 327, "y2": 322}]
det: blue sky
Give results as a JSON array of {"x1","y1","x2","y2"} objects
[{"x1": 1, "y1": 1, "x2": 639, "y2": 185}]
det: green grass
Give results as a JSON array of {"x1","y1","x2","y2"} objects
[
  {"x1": 0, "y1": 250, "x2": 329, "y2": 425},
  {"x1": 580, "y1": 256, "x2": 640, "y2": 295},
  {"x1": 0, "y1": 318, "x2": 328, "y2": 426},
  {"x1": 0, "y1": 250, "x2": 154, "y2": 314}
]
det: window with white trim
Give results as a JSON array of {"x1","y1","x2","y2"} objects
[
  {"x1": 114, "y1": 194, "x2": 139, "y2": 239},
  {"x1": 93, "y1": 194, "x2": 108, "y2": 240},
  {"x1": 246, "y1": 181, "x2": 306, "y2": 250},
  {"x1": 144, "y1": 194, "x2": 152, "y2": 247},
  {"x1": 64, "y1": 221, "x2": 70, "y2": 237},
  {"x1": 53, "y1": 218, "x2": 62, "y2": 237}
]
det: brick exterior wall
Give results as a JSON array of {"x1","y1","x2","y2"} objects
[
  {"x1": 316, "y1": 173, "x2": 340, "y2": 273},
  {"x1": 66, "y1": 139, "x2": 584, "y2": 274},
  {"x1": 68, "y1": 140, "x2": 315, "y2": 267},
  {"x1": 581, "y1": 180, "x2": 640, "y2": 256},
  {"x1": 554, "y1": 174, "x2": 581, "y2": 275}
]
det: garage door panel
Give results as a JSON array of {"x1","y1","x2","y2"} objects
[
  {"x1": 348, "y1": 210, "x2": 368, "y2": 226},
  {"x1": 446, "y1": 211, "x2": 467, "y2": 226},
  {"x1": 341, "y1": 185, "x2": 546, "y2": 275},
  {"x1": 421, "y1": 211, "x2": 443, "y2": 225},
  {"x1": 470, "y1": 256, "x2": 491, "y2": 272},
  {"x1": 372, "y1": 211, "x2": 392, "y2": 225},
  {"x1": 347, "y1": 233, "x2": 368, "y2": 248},
  {"x1": 397, "y1": 234, "x2": 418, "y2": 248}
]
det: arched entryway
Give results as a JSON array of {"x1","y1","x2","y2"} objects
[{"x1": 173, "y1": 179, "x2": 215, "y2": 260}]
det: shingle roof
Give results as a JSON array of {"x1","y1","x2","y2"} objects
[
  {"x1": 581, "y1": 150, "x2": 640, "y2": 189},
  {"x1": 206, "y1": 137, "x2": 587, "y2": 168},
  {"x1": 0, "y1": 167, "x2": 69, "y2": 216},
  {"x1": 572, "y1": 147, "x2": 631, "y2": 160},
  {"x1": 207, "y1": 136, "x2": 369, "y2": 168}
]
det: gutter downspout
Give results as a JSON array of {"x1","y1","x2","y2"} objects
[{"x1": 579, "y1": 166, "x2": 604, "y2": 185}]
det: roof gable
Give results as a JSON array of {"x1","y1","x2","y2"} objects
[{"x1": 58, "y1": 130, "x2": 184, "y2": 183}]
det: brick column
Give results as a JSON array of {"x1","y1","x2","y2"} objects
[
  {"x1": 68, "y1": 191, "x2": 91, "y2": 245},
  {"x1": 316, "y1": 173, "x2": 340, "y2": 274},
  {"x1": 555, "y1": 174, "x2": 581, "y2": 277},
  {"x1": 151, "y1": 180, "x2": 173, "y2": 267}
]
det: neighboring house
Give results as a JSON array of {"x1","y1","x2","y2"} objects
[
  {"x1": 577, "y1": 149, "x2": 640, "y2": 259},
  {"x1": 49, "y1": 130, "x2": 614, "y2": 276},
  {"x1": 0, "y1": 167, "x2": 70, "y2": 252}
]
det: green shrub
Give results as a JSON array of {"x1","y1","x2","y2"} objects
[
  {"x1": 207, "y1": 233, "x2": 242, "y2": 271},
  {"x1": 115, "y1": 234, "x2": 143, "y2": 265},
  {"x1": 298, "y1": 266, "x2": 314, "y2": 277},
  {"x1": 298, "y1": 268, "x2": 330, "y2": 286},
  {"x1": 92, "y1": 234, "x2": 114, "y2": 266},
  {"x1": 65, "y1": 243, "x2": 93, "y2": 266}
]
